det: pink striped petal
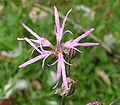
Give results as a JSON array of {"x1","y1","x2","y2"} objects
[{"x1": 73, "y1": 28, "x2": 94, "y2": 43}]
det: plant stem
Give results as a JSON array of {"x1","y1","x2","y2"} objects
[{"x1": 61, "y1": 96, "x2": 66, "y2": 105}]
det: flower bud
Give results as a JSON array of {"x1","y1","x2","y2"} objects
[{"x1": 68, "y1": 48, "x2": 77, "y2": 58}]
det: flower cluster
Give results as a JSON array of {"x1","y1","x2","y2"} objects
[{"x1": 18, "y1": 6, "x2": 99, "y2": 90}]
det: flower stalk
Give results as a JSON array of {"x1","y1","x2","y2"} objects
[{"x1": 61, "y1": 96, "x2": 66, "y2": 105}]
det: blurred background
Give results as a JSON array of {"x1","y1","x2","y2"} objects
[{"x1": 0, "y1": 0, "x2": 120, "y2": 105}]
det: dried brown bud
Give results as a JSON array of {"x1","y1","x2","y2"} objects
[{"x1": 60, "y1": 77, "x2": 76, "y2": 96}]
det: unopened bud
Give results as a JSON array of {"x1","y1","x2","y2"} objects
[{"x1": 68, "y1": 48, "x2": 77, "y2": 58}]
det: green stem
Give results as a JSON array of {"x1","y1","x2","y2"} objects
[{"x1": 61, "y1": 96, "x2": 66, "y2": 105}]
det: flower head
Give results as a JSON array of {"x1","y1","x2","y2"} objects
[{"x1": 18, "y1": 6, "x2": 99, "y2": 90}]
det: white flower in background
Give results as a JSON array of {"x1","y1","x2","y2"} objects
[
  {"x1": 38, "y1": 11, "x2": 48, "y2": 21},
  {"x1": 47, "y1": 71, "x2": 57, "y2": 86},
  {"x1": 29, "y1": 7, "x2": 48, "y2": 23},
  {"x1": 0, "y1": 42, "x2": 22, "y2": 58},
  {"x1": 76, "y1": 5, "x2": 95, "y2": 21},
  {"x1": 0, "y1": 4, "x2": 4, "y2": 12},
  {"x1": 2, "y1": 79, "x2": 28, "y2": 99},
  {"x1": 4, "y1": 83, "x2": 13, "y2": 99},
  {"x1": 47, "y1": 100, "x2": 59, "y2": 105},
  {"x1": 29, "y1": 8, "x2": 38, "y2": 23}
]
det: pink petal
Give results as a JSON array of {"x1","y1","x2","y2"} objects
[
  {"x1": 18, "y1": 37, "x2": 52, "y2": 47},
  {"x1": 64, "y1": 42, "x2": 99, "y2": 48},
  {"x1": 73, "y1": 28, "x2": 94, "y2": 43},
  {"x1": 76, "y1": 43, "x2": 99, "y2": 47},
  {"x1": 19, "y1": 51, "x2": 52, "y2": 68},
  {"x1": 22, "y1": 23, "x2": 41, "y2": 40},
  {"x1": 57, "y1": 59, "x2": 62, "y2": 80},
  {"x1": 61, "y1": 62, "x2": 68, "y2": 90},
  {"x1": 54, "y1": 6, "x2": 60, "y2": 37},
  {"x1": 63, "y1": 41, "x2": 77, "y2": 48},
  {"x1": 59, "y1": 53, "x2": 68, "y2": 89},
  {"x1": 61, "y1": 9, "x2": 72, "y2": 37},
  {"x1": 19, "y1": 54, "x2": 46, "y2": 68}
]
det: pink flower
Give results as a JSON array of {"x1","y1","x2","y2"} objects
[{"x1": 18, "y1": 6, "x2": 99, "y2": 89}]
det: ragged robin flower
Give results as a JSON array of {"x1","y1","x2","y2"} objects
[{"x1": 18, "y1": 6, "x2": 99, "y2": 90}]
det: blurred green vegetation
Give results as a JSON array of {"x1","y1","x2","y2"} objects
[{"x1": 0, "y1": 0, "x2": 120, "y2": 105}]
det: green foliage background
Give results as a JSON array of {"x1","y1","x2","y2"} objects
[{"x1": 0, "y1": 0, "x2": 120, "y2": 105}]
